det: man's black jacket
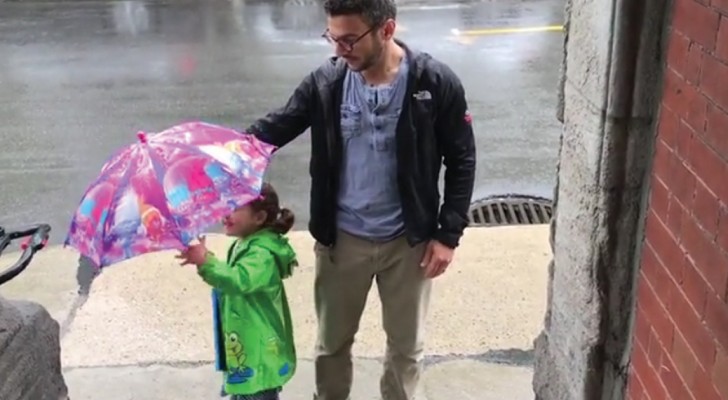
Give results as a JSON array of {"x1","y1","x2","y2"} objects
[{"x1": 246, "y1": 42, "x2": 476, "y2": 249}]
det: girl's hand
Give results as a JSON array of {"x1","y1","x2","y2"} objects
[{"x1": 176, "y1": 236, "x2": 210, "y2": 267}]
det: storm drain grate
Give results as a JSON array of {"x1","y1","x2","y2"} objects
[{"x1": 468, "y1": 195, "x2": 554, "y2": 227}]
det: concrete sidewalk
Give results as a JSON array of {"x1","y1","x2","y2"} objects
[
  {"x1": 62, "y1": 359, "x2": 534, "y2": 400},
  {"x1": 0, "y1": 225, "x2": 550, "y2": 399}
]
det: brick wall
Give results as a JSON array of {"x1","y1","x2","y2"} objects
[{"x1": 626, "y1": 0, "x2": 728, "y2": 399}]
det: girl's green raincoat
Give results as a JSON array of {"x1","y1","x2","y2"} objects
[{"x1": 198, "y1": 229, "x2": 297, "y2": 395}]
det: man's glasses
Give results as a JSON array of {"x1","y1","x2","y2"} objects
[{"x1": 321, "y1": 26, "x2": 377, "y2": 52}]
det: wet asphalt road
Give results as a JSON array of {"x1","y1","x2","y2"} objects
[{"x1": 0, "y1": 0, "x2": 564, "y2": 244}]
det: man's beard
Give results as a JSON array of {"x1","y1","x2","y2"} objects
[{"x1": 351, "y1": 40, "x2": 384, "y2": 72}]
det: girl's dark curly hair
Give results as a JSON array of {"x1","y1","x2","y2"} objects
[{"x1": 248, "y1": 183, "x2": 295, "y2": 235}]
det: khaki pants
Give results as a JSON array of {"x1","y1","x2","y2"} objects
[{"x1": 313, "y1": 231, "x2": 431, "y2": 400}]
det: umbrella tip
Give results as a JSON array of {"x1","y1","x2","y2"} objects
[{"x1": 137, "y1": 131, "x2": 148, "y2": 144}]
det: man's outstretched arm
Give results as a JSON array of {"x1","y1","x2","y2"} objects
[{"x1": 246, "y1": 73, "x2": 316, "y2": 148}]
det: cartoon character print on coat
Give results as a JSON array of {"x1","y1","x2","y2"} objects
[
  {"x1": 225, "y1": 332, "x2": 255, "y2": 384},
  {"x1": 264, "y1": 337, "x2": 291, "y2": 377}
]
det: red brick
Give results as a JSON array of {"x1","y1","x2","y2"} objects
[
  {"x1": 633, "y1": 342, "x2": 668, "y2": 400},
  {"x1": 632, "y1": 342, "x2": 649, "y2": 379},
  {"x1": 672, "y1": 159, "x2": 698, "y2": 206},
  {"x1": 673, "y1": 0, "x2": 720, "y2": 49},
  {"x1": 649, "y1": 178, "x2": 671, "y2": 222},
  {"x1": 676, "y1": 120, "x2": 697, "y2": 162},
  {"x1": 682, "y1": 257, "x2": 710, "y2": 315},
  {"x1": 715, "y1": 0, "x2": 728, "y2": 16},
  {"x1": 663, "y1": 69, "x2": 709, "y2": 131},
  {"x1": 635, "y1": 305, "x2": 652, "y2": 349},
  {"x1": 688, "y1": 136, "x2": 728, "y2": 202},
  {"x1": 705, "y1": 103, "x2": 728, "y2": 158},
  {"x1": 653, "y1": 140, "x2": 676, "y2": 183},
  {"x1": 672, "y1": 329, "x2": 700, "y2": 384},
  {"x1": 713, "y1": 349, "x2": 728, "y2": 399},
  {"x1": 660, "y1": 352, "x2": 696, "y2": 400},
  {"x1": 700, "y1": 243, "x2": 728, "y2": 297},
  {"x1": 681, "y1": 211, "x2": 707, "y2": 260},
  {"x1": 648, "y1": 329, "x2": 665, "y2": 367},
  {"x1": 689, "y1": 94, "x2": 709, "y2": 135},
  {"x1": 627, "y1": 368, "x2": 646, "y2": 400},
  {"x1": 636, "y1": 13, "x2": 728, "y2": 398},
  {"x1": 646, "y1": 212, "x2": 684, "y2": 281},
  {"x1": 658, "y1": 106, "x2": 681, "y2": 151},
  {"x1": 669, "y1": 278, "x2": 718, "y2": 368},
  {"x1": 681, "y1": 213, "x2": 728, "y2": 296},
  {"x1": 719, "y1": 208, "x2": 728, "y2": 260},
  {"x1": 718, "y1": 17, "x2": 728, "y2": 63},
  {"x1": 667, "y1": 30, "x2": 691, "y2": 77},
  {"x1": 662, "y1": 69, "x2": 685, "y2": 115},
  {"x1": 642, "y1": 244, "x2": 676, "y2": 300},
  {"x1": 701, "y1": 55, "x2": 728, "y2": 112},
  {"x1": 692, "y1": 365, "x2": 723, "y2": 400},
  {"x1": 668, "y1": 198, "x2": 686, "y2": 236},
  {"x1": 693, "y1": 180, "x2": 721, "y2": 235},
  {"x1": 639, "y1": 276, "x2": 675, "y2": 348},
  {"x1": 705, "y1": 291, "x2": 728, "y2": 351},
  {"x1": 685, "y1": 41, "x2": 706, "y2": 84}
]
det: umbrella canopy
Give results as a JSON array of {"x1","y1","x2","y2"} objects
[{"x1": 65, "y1": 121, "x2": 277, "y2": 268}]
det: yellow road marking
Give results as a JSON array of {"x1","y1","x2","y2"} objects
[
  {"x1": 454, "y1": 25, "x2": 564, "y2": 36},
  {"x1": 447, "y1": 35, "x2": 476, "y2": 45}
]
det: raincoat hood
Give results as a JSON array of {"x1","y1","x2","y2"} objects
[{"x1": 245, "y1": 229, "x2": 297, "y2": 279}]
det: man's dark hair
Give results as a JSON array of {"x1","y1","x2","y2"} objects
[{"x1": 323, "y1": 0, "x2": 397, "y2": 27}]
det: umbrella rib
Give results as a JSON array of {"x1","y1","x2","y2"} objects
[
  {"x1": 143, "y1": 145, "x2": 186, "y2": 243},
  {"x1": 153, "y1": 123, "x2": 275, "y2": 158},
  {"x1": 97, "y1": 150, "x2": 138, "y2": 264},
  {"x1": 68, "y1": 145, "x2": 134, "y2": 234},
  {"x1": 159, "y1": 141, "x2": 241, "y2": 177}
]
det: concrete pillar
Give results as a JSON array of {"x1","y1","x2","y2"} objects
[{"x1": 532, "y1": 0, "x2": 673, "y2": 398}]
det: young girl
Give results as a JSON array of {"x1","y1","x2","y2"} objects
[{"x1": 177, "y1": 183, "x2": 297, "y2": 400}]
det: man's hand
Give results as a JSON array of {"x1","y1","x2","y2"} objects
[
  {"x1": 176, "y1": 236, "x2": 210, "y2": 267},
  {"x1": 420, "y1": 240, "x2": 454, "y2": 278}
]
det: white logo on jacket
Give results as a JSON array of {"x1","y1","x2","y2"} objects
[{"x1": 413, "y1": 90, "x2": 432, "y2": 100}]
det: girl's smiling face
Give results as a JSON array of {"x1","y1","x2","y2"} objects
[{"x1": 222, "y1": 205, "x2": 267, "y2": 238}]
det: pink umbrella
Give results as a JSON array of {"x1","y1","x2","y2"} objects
[{"x1": 64, "y1": 121, "x2": 277, "y2": 268}]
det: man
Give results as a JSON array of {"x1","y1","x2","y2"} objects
[{"x1": 245, "y1": 0, "x2": 476, "y2": 398}]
